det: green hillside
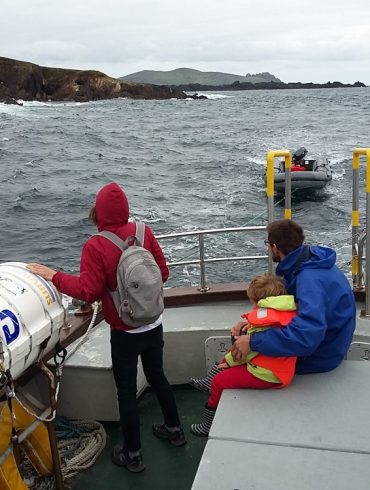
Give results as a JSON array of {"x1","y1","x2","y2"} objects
[{"x1": 120, "y1": 67, "x2": 282, "y2": 86}]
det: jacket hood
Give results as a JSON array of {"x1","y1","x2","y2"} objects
[
  {"x1": 95, "y1": 182, "x2": 129, "y2": 231},
  {"x1": 277, "y1": 245, "x2": 336, "y2": 282},
  {"x1": 257, "y1": 295, "x2": 296, "y2": 311}
]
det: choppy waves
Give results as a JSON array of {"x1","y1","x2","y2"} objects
[{"x1": 1, "y1": 88, "x2": 370, "y2": 285}]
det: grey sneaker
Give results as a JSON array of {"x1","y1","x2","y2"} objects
[
  {"x1": 112, "y1": 445, "x2": 145, "y2": 473},
  {"x1": 152, "y1": 424, "x2": 187, "y2": 447}
]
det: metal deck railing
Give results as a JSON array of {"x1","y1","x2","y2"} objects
[
  {"x1": 157, "y1": 225, "x2": 268, "y2": 291},
  {"x1": 157, "y1": 148, "x2": 370, "y2": 311},
  {"x1": 157, "y1": 149, "x2": 295, "y2": 292}
]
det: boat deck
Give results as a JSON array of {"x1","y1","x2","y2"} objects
[
  {"x1": 53, "y1": 298, "x2": 370, "y2": 489},
  {"x1": 72, "y1": 386, "x2": 208, "y2": 490},
  {"x1": 193, "y1": 361, "x2": 370, "y2": 490}
]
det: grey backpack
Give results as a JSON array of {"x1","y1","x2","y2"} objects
[{"x1": 96, "y1": 222, "x2": 164, "y2": 328}]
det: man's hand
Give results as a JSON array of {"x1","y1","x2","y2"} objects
[
  {"x1": 229, "y1": 335, "x2": 251, "y2": 363},
  {"x1": 27, "y1": 263, "x2": 57, "y2": 281},
  {"x1": 230, "y1": 320, "x2": 248, "y2": 338}
]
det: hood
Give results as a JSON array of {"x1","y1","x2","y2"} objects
[
  {"x1": 257, "y1": 295, "x2": 296, "y2": 311},
  {"x1": 95, "y1": 182, "x2": 129, "y2": 231},
  {"x1": 276, "y1": 245, "x2": 336, "y2": 283}
]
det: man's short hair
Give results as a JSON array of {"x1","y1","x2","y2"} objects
[{"x1": 267, "y1": 219, "x2": 305, "y2": 255}]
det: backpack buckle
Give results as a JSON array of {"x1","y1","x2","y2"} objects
[{"x1": 122, "y1": 300, "x2": 131, "y2": 314}]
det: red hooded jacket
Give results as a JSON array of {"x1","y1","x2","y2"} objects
[{"x1": 52, "y1": 182, "x2": 169, "y2": 330}]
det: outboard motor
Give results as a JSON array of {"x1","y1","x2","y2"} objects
[
  {"x1": 0, "y1": 262, "x2": 67, "y2": 380},
  {"x1": 292, "y1": 147, "x2": 308, "y2": 164}
]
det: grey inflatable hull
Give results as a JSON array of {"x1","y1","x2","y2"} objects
[{"x1": 274, "y1": 170, "x2": 332, "y2": 193}]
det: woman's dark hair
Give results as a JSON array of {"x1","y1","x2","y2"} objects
[
  {"x1": 267, "y1": 219, "x2": 305, "y2": 255},
  {"x1": 88, "y1": 205, "x2": 97, "y2": 225}
]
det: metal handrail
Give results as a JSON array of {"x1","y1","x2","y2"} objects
[
  {"x1": 352, "y1": 147, "x2": 370, "y2": 315},
  {"x1": 157, "y1": 225, "x2": 268, "y2": 292},
  {"x1": 266, "y1": 150, "x2": 293, "y2": 273},
  {"x1": 266, "y1": 149, "x2": 292, "y2": 222},
  {"x1": 355, "y1": 234, "x2": 366, "y2": 291},
  {"x1": 157, "y1": 149, "x2": 300, "y2": 291}
]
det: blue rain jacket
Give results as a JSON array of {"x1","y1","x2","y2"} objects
[{"x1": 250, "y1": 245, "x2": 356, "y2": 374}]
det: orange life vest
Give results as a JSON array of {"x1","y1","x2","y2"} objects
[{"x1": 241, "y1": 306, "x2": 297, "y2": 387}]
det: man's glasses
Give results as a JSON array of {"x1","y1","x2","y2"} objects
[{"x1": 264, "y1": 239, "x2": 271, "y2": 245}]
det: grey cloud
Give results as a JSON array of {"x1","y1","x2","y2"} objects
[{"x1": 1, "y1": 0, "x2": 370, "y2": 83}]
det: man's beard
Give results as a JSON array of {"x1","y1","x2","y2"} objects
[{"x1": 272, "y1": 253, "x2": 281, "y2": 263}]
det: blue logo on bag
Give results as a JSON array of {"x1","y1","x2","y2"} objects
[{"x1": 0, "y1": 309, "x2": 20, "y2": 344}]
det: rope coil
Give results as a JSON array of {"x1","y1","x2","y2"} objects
[{"x1": 21, "y1": 417, "x2": 107, "y2": 489}]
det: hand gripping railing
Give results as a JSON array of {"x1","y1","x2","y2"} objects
[{"x1": 352, "y1": 148, "x2": 370, "y2": 316}]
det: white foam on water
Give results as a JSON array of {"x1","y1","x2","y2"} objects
[{"x1": 185, "y1": 92, "x2": 234, "y2": 100}]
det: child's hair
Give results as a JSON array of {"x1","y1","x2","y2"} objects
[{"x1": 247, "y1": 274, "x2": 287, "y2": 303}]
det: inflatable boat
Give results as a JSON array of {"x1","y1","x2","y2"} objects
[{"x1": 273, "y1": 147, "x2": 333, "y2": 194}]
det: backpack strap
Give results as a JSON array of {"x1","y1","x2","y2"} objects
[
  {"x1": 135, "y1": 222, "x2": 145, "y2": 247},
  {"x1": 95, "y1": 230, "x2": 136, "y2": 251}
]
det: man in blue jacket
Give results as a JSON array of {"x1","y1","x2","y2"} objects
[{"x1": 230, "y1": 219, "x2": 356, "y2": 374}]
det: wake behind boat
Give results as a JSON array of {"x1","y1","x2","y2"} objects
[{"x1": 272, "y1": 147, "x2": 333, "y2": 194}]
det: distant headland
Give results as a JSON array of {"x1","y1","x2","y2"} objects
[
  {"x1": 120, "y1": 67, "x2": 283, "y2": 85},
  {"x1": 121, "y1": 68, "x2": 366, "y2": 91},
  {"x1": 0, "y1": 59, "x2": 366, "y2": 105},
  {"x1": 0, "y1": 57, "x2": 193, "y2": 105}
]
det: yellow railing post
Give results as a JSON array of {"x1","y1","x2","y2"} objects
[
  {"x1": 266, "y1": 150, "x2": 292, "y2": 223},
  {"x1": 352, "y1": 148, "x2": 370, "y2": 315},
  {"x1": 266, "y1": 150, "x2": 292, "y2": 273}
]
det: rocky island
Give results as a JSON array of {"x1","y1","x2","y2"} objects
[
  {"x1": 121, "y1": 67, "x2": 366, "y2": 91},
  {"x1": 171, "y1": 80, "x2": 366, "y2": 91},
  {"x1": 0, "y1": 57, "x2": 192, "y2": 104}
]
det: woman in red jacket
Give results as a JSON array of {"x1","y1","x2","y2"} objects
[{"x1": 27, "y1": 182, "x2": 186, "y2": 473}]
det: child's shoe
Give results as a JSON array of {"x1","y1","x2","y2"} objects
[
  {"x1": 190, "y1": 405, "x2": 216, "y2": 437},
  {"x1": 189, "y1": 364, "x2": 221, "y2": 393}
]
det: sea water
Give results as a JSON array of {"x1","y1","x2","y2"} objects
[{"x1": 1, "y1": 88, "x2": 370, "y2": 286}]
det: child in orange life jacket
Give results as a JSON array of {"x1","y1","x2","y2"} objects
[{"x1": 190, "y1": 273, "x2": 297, "y2": 437}]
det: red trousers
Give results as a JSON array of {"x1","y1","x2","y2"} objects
[{"x1": 207, "y1": 365, "x2": 278, "y2": 408}]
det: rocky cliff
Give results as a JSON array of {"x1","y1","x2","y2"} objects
[{"x1": 0, "y1": 57, "x2": 189, "y2": 104}]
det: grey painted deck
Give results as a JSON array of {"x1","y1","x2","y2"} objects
[
  {"x1": 210, "y1": 362, "x2": 370, "y2": 453},
  {"x1": 192, "y1": 439, "x2": 370, "y2": 490},
  {"x1": 56, "y1": 299, "x2": 370, "y2": 422},
  {"x1": 192, "y1": 361, "x2": 370, "y2": 489}
]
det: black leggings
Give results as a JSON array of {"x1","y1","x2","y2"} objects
[{"x1": 110, "y1": 325, "x2": 180, "y2": 451}]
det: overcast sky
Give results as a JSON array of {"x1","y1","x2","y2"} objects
[{"x1": 2, "y1": 0, "x2": 370, "y2": 84}]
